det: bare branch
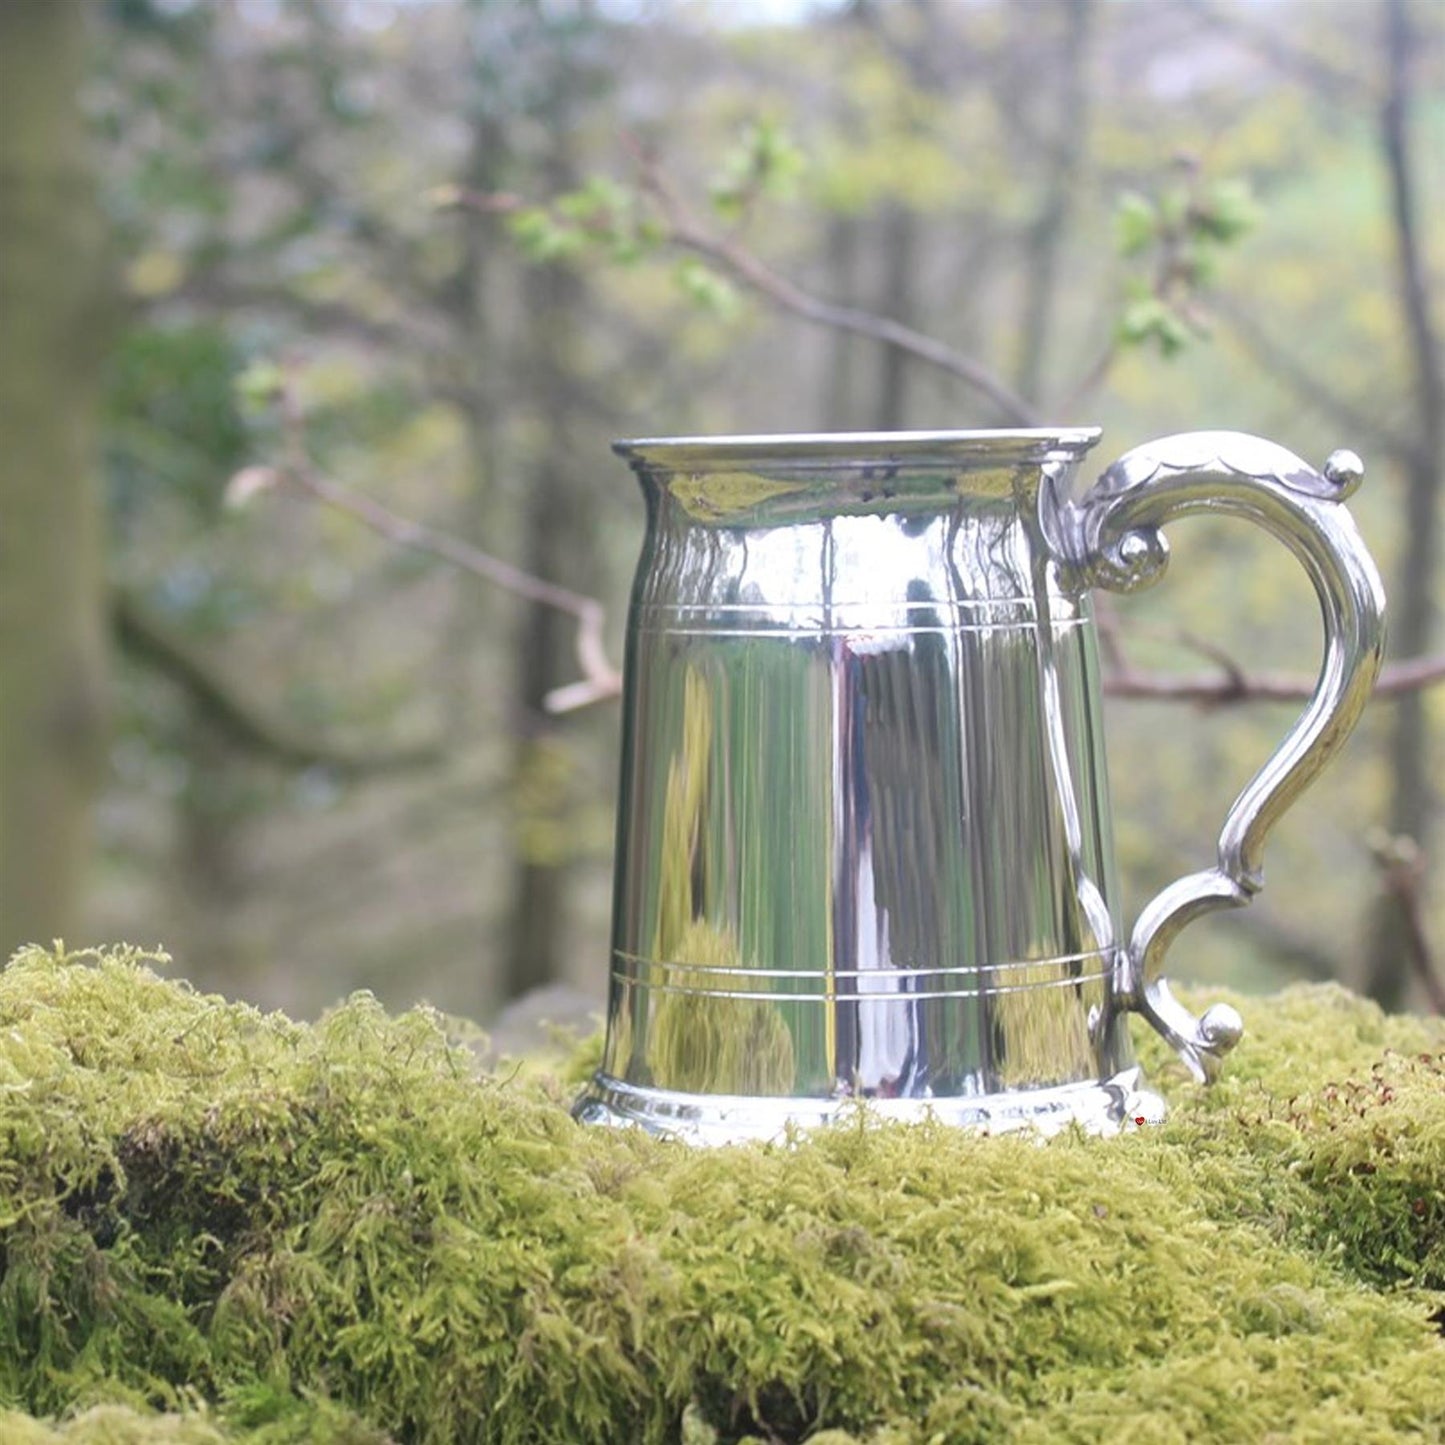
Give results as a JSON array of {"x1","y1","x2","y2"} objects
[
  {"x1": 633, "y1": 152, "x2": 1041, "y2": 425},
  {"x1": 112, "y1": 590, "x2": 442, "y2": 775},
  {"x1": 249, "y1": 432, "x2": 1445, "y2": 719},
  {"x1": 1374, "y1": 652, "x2": 1445, "y2": 696},
  {"x1": 162, "y1": 274, "x2": 452, "y2": 357},
  {"x1": 1052, "y1": 340, "x2": 1118, "y2": 421},
  {"x1": 230, "y1": 257, "x2": 1445, "y2": 723},
  {"x1": 272, "y1": 463, "x2": 622, "y2": 716},
  {"x1": 240, "y1": 420, "x2": 1445, "y2": 718},
  {"x1": 1368, "y1": 831, "x2": 1445, "y2": 1013},
  {"x1": 1103, "y1": 650, "x2": 1445, "y2": 705},
  {"x1": 444, "y1": 156, "x2": 1041, "y2": 426},
  {"x1": 1093, "y1": 595, "x2": 1129, "y2": 674},
  {"x1": 1179, "y1": 0, "x2": 1361, "y2": 100},
  {"x1": 1175, "y1": 629, "x2": 1249, "y2": 696},
  {"x1": 243, "y1": 360, "x2": 1445, "y2": 721},
  {"x1": 1211, "y1": 293, "x2": 1417, "y2": 466},
  {"x1": 249, "y1": 377, "x2": 623, "y2": 716}
]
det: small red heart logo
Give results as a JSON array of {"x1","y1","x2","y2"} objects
[{"x1": 1134, "y1": 1116, "x2": 1146, "y2": 1126}]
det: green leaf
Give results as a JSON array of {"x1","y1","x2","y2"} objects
[
  {"x1": 1155, "y1": 308, "x2": 1191, "y2": 356},
  {"x1": 1193, "y1": 178, "x2": 1261, "y2": 244},
  {"x1": 709, "y1": 116, "x2": 806, "y2": 217},
  {"x1": 556, "y1": 175, "x2": 628, "y2": 227},
  {"x1": 1189, "y1": 244, "x2": 1220, "y2": 287},
  {"x1": 1117, "y1": 296, "x2": 1167, "y2": 346},
  {"x1": 507, "y1": 207, "x2": 584, "y2": 263},
  {"x1": 673, "y1": 258, "x2": 740, "y2": 319},
  {"x1": 233, "y1": 360, "x2": 284, "y2": 411},
  {"x1": 1113, "y1": 192, "x2": 1158, "y2": 258},
  {"x1": 1116, "y1": 297, "x2": 1191, "y2": 357}
]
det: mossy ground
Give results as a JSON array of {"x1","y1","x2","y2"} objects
[{"x1": 2, "y1": 946, "x2": 1444, "y2": 1444}]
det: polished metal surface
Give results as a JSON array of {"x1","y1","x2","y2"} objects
[
  {"x1": 576, "y1": 429, "x2": 1386, "y2": 1142},
  {"x1": 1056, "y1": 432, "x2": 1386, "y2": 1079}
]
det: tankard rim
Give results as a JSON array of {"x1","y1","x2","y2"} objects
[{"x1": 613, "y1": 427, "x2": 1102, "y2": 471}]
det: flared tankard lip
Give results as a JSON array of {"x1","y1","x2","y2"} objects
[{"x1": 613, "y1": 427, "x2": 1103, "y2": 473}]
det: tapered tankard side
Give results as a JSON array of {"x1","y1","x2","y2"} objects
[{"x1": 575, "y1": 429, "x2": 1385, "y2": 1145}]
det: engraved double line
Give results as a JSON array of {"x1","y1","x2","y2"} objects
[{"x1": 611, "y1": 948, "x2": 1110, "y2": 1004}]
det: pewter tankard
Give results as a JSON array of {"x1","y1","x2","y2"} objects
[{"x1": 574, "y1": 429, "x2": 1386, "y2": 1143}]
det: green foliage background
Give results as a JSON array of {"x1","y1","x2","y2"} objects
[
  {"x1": 61, "y1": 0, "x2": 1440, "y2": 1022},
  {"x1": 0, "y1": 1, "x2": 1439, "y2": 1027}
]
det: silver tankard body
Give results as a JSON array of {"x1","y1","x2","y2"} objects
[{"x1": 575, "y1": 429, "x2": 1385, "y2": 1143}]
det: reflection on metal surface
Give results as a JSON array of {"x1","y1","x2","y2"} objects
[
  {"x1": 1057, "y1": 433, "x2": 1386, "y2": 1079},
  {"x1": 576, "y1": 429, "x2": 1386, "y2": 1143}
]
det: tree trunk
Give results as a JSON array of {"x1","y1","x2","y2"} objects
[
  {"x1": 0, "y1": 0, "x2": 111, "y2": 959},
  {"x1": 440, "y1": 108, "x2": 511, "y2": 745},
  {"x1": 1366, "y1": 0, "x2": 1442, "y2": 1008},
  {"x1": 875, "y1": 202, "x2": 918, "y2": 431},
  {"x1": 502, "y1": 239, "x2": 594, "y2": 1002},
  {"x1": 822, "y1": 214, "x2": 862, "y2": 430},
  {"x1": 1015, "y1": 0, "x2": 1094, "y2": 408}
]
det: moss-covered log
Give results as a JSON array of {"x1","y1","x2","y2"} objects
[{"x1": 1, "y1": 946, "x2": 1443, "y2": 1443}]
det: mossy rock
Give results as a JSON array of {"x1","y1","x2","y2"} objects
[{"x1": 1, "y1": 945, "x2": 1444, "y2": 1444}]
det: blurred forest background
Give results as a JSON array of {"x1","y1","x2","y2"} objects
[{"x1": 2, "y1": 0, "x2": 1442, "y2": 1029}]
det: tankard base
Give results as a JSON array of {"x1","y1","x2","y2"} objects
[{"x1": 572, "y1": 1070, "x2": 1165, "y2": 1146}]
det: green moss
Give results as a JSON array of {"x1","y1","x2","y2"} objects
[{"x1": 2, "y1": 946, "x2": 1444, "y2": 1443}]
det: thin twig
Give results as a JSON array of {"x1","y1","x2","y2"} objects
[
  {"x1": 1103, "y1": 650, "x2": 1445, "y2": 705},
  {"x1": 444, "y1": 152, "x2": 1041, "y2": 426},
  {"x1": 1096, "y1": 605, "x2": 1445, "y2": 703},
  {"x1": 1092, "y1": 594, "x2": 1130, "y2": 674},
  {"x1": 1368, "y1": 831, "x2": 1445, "y2": 1013},
  {"x1": 113, "y1": 589, "x2": 441, "y2": 774},
  {"x1": 1178, "y1": 0, "x2": 1360, "y2": 100},
  {"x1": 1211, "y1": 293, "x2": 1416, "y2": 466},
  {"x1": 1175, "y1": 629, "x2": 1249, "y2": 697},
  {"x1": 237, "y1": 434, "x2": 1445, "y2": 714},
  {"x1": 237, "y1": 226, "x2": 1445, "y2": 719},
  {"x1": 630, "y1": 148, "x2": 1041, "y2": 425},
  {"x1": 168, "y1": 274, "x2": 452, "y2": 358},
  {"x1": 254, "y1": 380, "x2": 623, "y2": 716},
  {"x1": 1052, "y1": 339, "x2": 1118, "y2": 421},
  {"x1": 285, "y1": 466, "x2": 621, "y2": 714}
]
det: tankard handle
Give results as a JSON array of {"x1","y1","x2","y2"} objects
[{"x1": 1058, "y1": 431, "x2": 1387, "y2": 1083}]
